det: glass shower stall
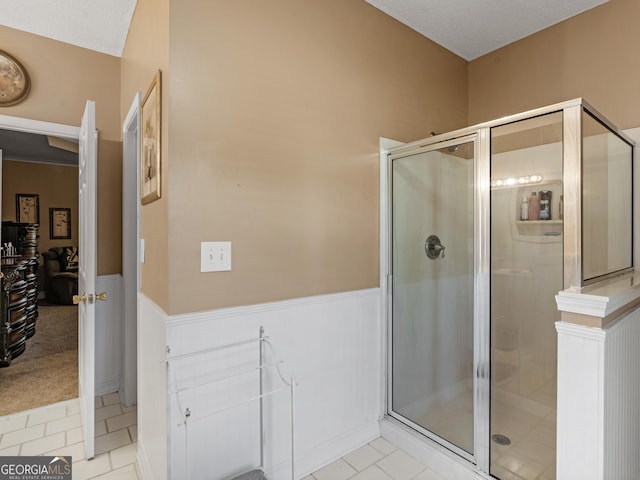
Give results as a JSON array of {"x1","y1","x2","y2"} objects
[{"x1": 386, "y1": 99, "x2": 634, "y2": 479}]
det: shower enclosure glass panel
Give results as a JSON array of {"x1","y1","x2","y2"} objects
[
  {"x1": 490, "y1": 112, "x2": 563, "y2": 479},
  {"x1": 391, "y1": 141, "x2": 475, "y2": 457},
  {"x1": 582, "y1": 109, "x2": 633, "y2": 283}
]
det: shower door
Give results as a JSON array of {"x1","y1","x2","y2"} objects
[{"x1": 390, "y1": 138, "x2": 479, "y2": 461}]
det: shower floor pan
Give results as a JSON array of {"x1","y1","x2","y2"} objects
[{"x1": 230, "y1": 470, "x2": 268, "y2": 480}]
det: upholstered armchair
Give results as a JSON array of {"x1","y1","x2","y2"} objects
[{"x1": 42, "y1": 247, "x2": 78, "y2": 305}]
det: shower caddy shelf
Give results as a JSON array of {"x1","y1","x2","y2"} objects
[
  {"x1": 511, "y1": 177, "x2": 563, "y2": 238},
  {"x1": 166, "y1": 327, "x2": 297, "y2": 480}
]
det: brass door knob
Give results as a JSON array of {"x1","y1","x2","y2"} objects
[
  {"x1": 96, "y1": 292, "x2": 107, "y2": 301},
  {"x1": 73, "y1": 293, "x2": 87, "y2": 304}
]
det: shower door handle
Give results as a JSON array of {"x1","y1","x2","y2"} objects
[{"x1": 425, "y1": 235, "x2": 446, "y2": 259}]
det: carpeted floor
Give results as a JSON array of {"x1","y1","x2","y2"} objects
[{"x1": 0, "y1": 303, "x2": 78, "y2": 416}]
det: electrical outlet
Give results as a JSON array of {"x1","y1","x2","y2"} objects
[{"x1": 201, "y1": 241, "x2": 231, "y2": 272}]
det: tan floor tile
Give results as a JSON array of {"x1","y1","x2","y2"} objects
[
  {"x1": 0, "y1": 423, "x2": 45, "y2": 449},
  {"x1": 490, "y1": 464, "x2": 527, "y2": 480},
  {"x1": 370, "y1": 437, "x2": 397, "y2": 456},
  {"x1": 21, "y1": 432, "x2": 66, "y2": 456},
  {"x1": 72, "y1": 454, "x2": 112, "y2": 480},
  {"x1": 95, "y1": 420, "x2": 108, "y2": 437},
  {"x1": 95, "y1": 396, "x2": 104, "y2": 409},
  {"x1": 0, "y1": 414, "x2": 27, "y2": 434},
  {"x1": 344, "y1": 444, "x2": 385, "y2": 471},
  {"x1": 66, "y1": 400, "x2": 80, "y2": 416},
  {"x1": 313, "y1": 458, "x2": 358, "y2": 480},
  {"x1": 128, "y1": 426, "x2": 137, "y2": 442},
  {"x1": 351, "y1": 465, "x2": 394, "y2": 480},
  {"x1": 106, "y1": 411, "x2": 137, "y2": 433},
  {"x1": 102, "y1": 392, "x2": 122, "y2": 407},
  {"x1": 26, "y1": 405, "x2": 67, "y2": 427},
  {"x1": 109, "y1": 443, "x2": 137, "y2": 470},
  {"x1": 496, "y1": 449, "x2": 545, "y2": 480},
  {"x1": 47, "y1": 414, "x2": 82, "y2": 435},
  {"x1": 96, "y1": 404, "x2": 123, "y2": 422},
  {"x1": 45, "y1": 440, "x2": 86, "y2": 463},
  {"x1": 376, "y1": 450, "x2": 426, "y2": 480},
  {"x1": 415, "y1": 469, "x2": 446, "y2": 480},
  {"x1": 121, "y1": 405, "x2": 137, "y2": 414},
  {"x1": 66, "y1": 426, "x2": 84, "y2": 446},
  {"x1": 0, "y1": 444, "x2": 20, "y2": 456},
  {"x1": 1, "y1": 398, "x2": 140, "y2": 480},
  {"x1": 95, "y1": 429, "x2": 132, "y2": 456},
  {"x1": 92, "y1": 463, "x2": 139, "y2": 480}
]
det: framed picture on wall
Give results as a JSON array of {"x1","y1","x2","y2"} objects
[
  {"x1": 16, "y1": 193, "x2": 39, "y2": 224},
  {"x1": 50, "y1": 208, "x2": 71, "y2": 239},
  {"x1": 140, "y1": 70, "x2": 162, "y2": 205},
  {"x1": 0, "y1": 50, "x2": 31, "y2": 106}
]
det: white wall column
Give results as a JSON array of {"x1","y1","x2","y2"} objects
[{"x1": 556, "y1": 274, "x2": 640, "y2": 480}]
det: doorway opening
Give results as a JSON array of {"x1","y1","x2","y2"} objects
[{"x1": 0, "y1": 124, "x2": 80, "y2": 416}]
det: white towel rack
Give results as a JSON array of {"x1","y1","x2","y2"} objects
[{"x1": 166, "y1": 327, "x2": 296, "y2": 480}]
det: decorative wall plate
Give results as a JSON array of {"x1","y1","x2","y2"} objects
[{"x1": 0, "y1": 50, "x2": 30, "y2": 106}]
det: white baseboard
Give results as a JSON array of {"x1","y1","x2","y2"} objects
[
  {"x1": 380, "y1": 418, "x2": 485, "y2": 480},
  {"x1": 288, "y1": 420, "x2": 380, "y2": 479},
  {"x1": 95, "y1": 377, "x2": 120, "y2": 396}
]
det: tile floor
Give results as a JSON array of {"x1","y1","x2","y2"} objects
[
  {"x1": 306, "y1": 437, "x2": 445, "y2": 480},
  {"x1": 0, "y1": 393, "x2": 138, "y2": 480},
  {"x1": 0, "y1": 393, "x2": 554, "y2": 480}
]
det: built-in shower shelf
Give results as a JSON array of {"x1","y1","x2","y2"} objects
[{"x1": 515, "y1": 220, "x2": 563, "y2": 237}]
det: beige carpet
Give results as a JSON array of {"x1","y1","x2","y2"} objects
[{"x1": 0, "y1": 303, "x2": 78, "y2": 416}]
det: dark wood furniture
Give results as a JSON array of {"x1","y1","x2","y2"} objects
[{"x1": 0, "y1": 223, "x2": 39, "y2": 367}]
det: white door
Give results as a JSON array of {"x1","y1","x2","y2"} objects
[{"x1": 77, "y1": 100, "x2": 98, "y2": 459}]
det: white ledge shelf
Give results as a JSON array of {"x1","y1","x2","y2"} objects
[
  {"x1": 555, "y1": 270, "x2": 640, "y2": 327},
  {"x1": 515, "y1": 220, "x2": 563, "y2": 237}
]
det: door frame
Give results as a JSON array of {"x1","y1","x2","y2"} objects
[
  {"x1": 121, "y1": 93, "x2": 141, "y2": 407},
  {"x1": 379, "y1": 133, "x2": 491, "y2": 473},
  {"x1": 0, "y1": 114, "x2": 79, "y2": 140}
]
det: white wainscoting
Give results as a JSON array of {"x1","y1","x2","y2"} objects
[
  {"x1": 556, "y1": 306, "x2": 640, "y2": 480},
  {"x1": 137, "y1": 288, "x2": 381, "y2": 480},
  {"x1": 603, "y1": 311, "x2": 640, "y2": 478},
  {"x1": 556, "y1": 322, "x2": 605, "y2": 480},
  {"x1": 95, "y1": 274, "x2": 123, "y2": 395},
  {"x1": 138, "y1": 294, "x2": 168, "y2": 480}
]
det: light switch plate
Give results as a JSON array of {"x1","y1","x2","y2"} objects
[{"x1": 201, "y1": 241, "x2": 231, "y2": 272}]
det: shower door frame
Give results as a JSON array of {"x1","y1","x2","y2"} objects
[
  {"x1": 384, "y1": 131, "x2": 491, "y2": 471},
  {"x1": 381, "y1": 97, "x2": 634, "y2": 478}
]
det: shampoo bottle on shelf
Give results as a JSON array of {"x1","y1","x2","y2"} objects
[
  {"x1": 539, "y1": 190, "x2": 552, "y2": 220},
  {"x1": 520, "y1": 195, "x2": 529, "y2": 220},
  {"x1": 528, "y1": 191, "x2": 540, "y2": 220}
]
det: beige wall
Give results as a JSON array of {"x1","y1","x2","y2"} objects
[
  {"x1": 2, "y1": 160, "x2": 78, "y2": 256},
  {"x1": 0, "y1": 26, "x2": 123, "y2": 275},
  {"x1": 121, "y1": 0, "x2": 170, "y2": 312},
  {"x1": 166, "y1": 0, "x2": 468, "y2": 314},
  {"x1": 468, "y1": 0, "x2": 640, "y2": 129}
]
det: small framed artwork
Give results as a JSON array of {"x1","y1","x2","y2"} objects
[
  {"x1": 16, "y1": 193, "x2": 39, "y2": 224},
  {"x1": 141, "y1": 70, "x2": 162, "y2": 205},
  {"x1": 50, "y1": 208, "x2": 72, "y2": 239}
]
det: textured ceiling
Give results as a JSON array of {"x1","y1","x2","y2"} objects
[
  {"x1": 0, "y1": 0, "x2": 610, "y2": 165},
  {"x1": 365, "y1": 0, "x2": 609, "y2": 60},
  {"x1": 0, "y1": 0, "x2": 609, "y2": 60},
  {"x1": 0, "y1": 0, "x2": 137, "y2": 57}
]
